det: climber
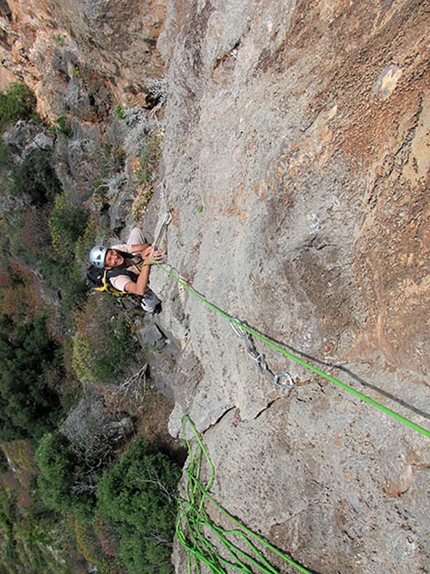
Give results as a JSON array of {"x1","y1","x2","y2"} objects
[{"x1": 89, "y1": 227, "x2": 164, "y2": 313}]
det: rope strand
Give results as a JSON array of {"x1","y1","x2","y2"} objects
[
  {"x1": 177, "y1": 416, "x2": 312, "y2": 573},
  {"x1": 156, "y1": 262, "x2": 430, "y2": 440}
]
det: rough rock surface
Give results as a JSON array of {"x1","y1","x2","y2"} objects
[
  {"x1": 2, "y1": 0, "x2": 430, "y2": 571},
  {"x1": 148, "y1": 0, "x2": 430, "y2": 571},
  {"x1": 0, "y1": 0, "x2": 166, "y2": 117}
]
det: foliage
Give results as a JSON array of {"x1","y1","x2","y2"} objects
[
  {"x1": 0, "y1": 139, "x2": 13, "y2": 193},
  {"x1": 0, "y1": 101, "x2": 175, "y2": 572},
  {"x1": 0, "y1": 263, "x2": 41, "y2": 323},
  {"x1": 74, "y1": 217, "x2": 99, "y2": 265},
  {"x1": 114, "y1": 105, "x2": 126, "y2": 121},
  {"x1": 71, "y1": 514, "x2": 117, "y2": 572},
  {"x1": 35, "y1": 431, "x2": 96, "y2": 518},
  {"x1": 49, "y1": 193, "x2": 90, "y2": 262},
  {"x1": 132, "y1": 181, "x2": 154, "y2": 222},
  {"x1": 0, "y1": 484, "x2": 18, "y2": 566},
  {"x1": 51, "y1": 115, "x2": 73, "y2": 138},
  {"x1": 37, "y1": 256, "x2": 88, "y2": 318},
  {"x1": 0, "y1": 468, "x2": 77, "y2": 573},
  {"x1": 0, "y1": 314, "x2": 64, "y2": 441},
  {"x1": 97, "y1": 438, "x2": 181, "y2": 573},
  {"x1": 131, "y1": 130, "x2": 162, "y2": 221},
  {"x1": 0, "y1": 448, "x2": 8, "y2": 473},
  {"x1": 1, "y1": 438, "x2": 39, "y2": 480},
  {"x1": 20, "y1": 206, "x2": 53, "y2": 260},
  {"x1": 72, "y1": 295, "x2": 139, "y2": 384},
  {"x1": 136, "y1": 130, "x2": 162, "y2": 184},
  {"x1": 0, "y1": 82, "x2": 37, "y2": 132},
  {"x1": 11, "y1": 148, "x2": 62, "y2": 206}
]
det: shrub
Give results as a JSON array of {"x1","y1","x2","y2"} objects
[
  {"x1": 0, "y1": 448, "x2": 8, "y2": 473},
  {"x1": 72, "y1": 515, "x2": 115, "y2": 571},
  {"x1": 72, "y1": 295, "x2": 139, "y2": 385},
  {"x1": 0, "y1": 82, "x2": 37, "y2": 132},
  {"x1": 0, "y1": 314, "x2": 63, "y2": 441},
  {"x1": 38, "y1": 257, "x2": 88, "y2": 317},
  {"x1": 21, "y1": 206, "x2": 52, "y2": 260},
  {"x1": 49, "y1": 193, "x2": 90, "y2": 262},
  {"x1": 51, "y1": 116, "x2": 73, "y2": 137},
  {"x1": 97, "y1": 438, "x2": 181, "y2": 573},
  {"x1": 0, "y1": 283, "x2": 39, "y2": 323},
  {"x1": 74, "y1": 217, "x2": 99, "y2": 265},
  {"x1": 0, "y1": 261, "x2": 41, "y2": 322},
  {"x1": 0, "y1": 139, "x2": 13, "y2": 188},
  {"x1": 136, "y1": 130, "x2": 162, "y2": 184},
  {"x1": 35, "y1": 431, "x2": 96, "y2": 518},
  {"x1": 11, "y1": 148, "x2": 62, "y2": 206}
]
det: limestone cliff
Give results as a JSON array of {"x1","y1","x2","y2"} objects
[
  {"x1": 2, "y1": 0, "x2": 430, "y2": 572},
  {"x1": 154, "y1": 1, "x2": 430, "y2": 570},
  {"x1": 0, "y1": 0, "x2": 166, "y2": 117}
]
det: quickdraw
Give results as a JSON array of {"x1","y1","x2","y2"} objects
[{"x1": 230, "y1": 319, "x2": 295, "y2": 390}]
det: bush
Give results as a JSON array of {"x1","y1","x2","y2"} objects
[
  {"x1": 97, "y1": 438, "x2": 181, "y2": 573},
  {"x1": 0, "y1": 139, "x2": 13, "y2": 186},
  {"x1": 49, "y1": 193, "x2": 90, "y2": 262},
  {"x1": 35, "y1": 431, "x2": 96, "y2": 518},
  {"x1": 0, "y1": 261, "x2": 42, "y2": 323},
  {"x1": 0, "y1": 82, "x2": 37, "y2": 132},
  {"x1": 21, "y1": 206, "x2": 52, "y2": 260},
  {"x1": 0, "y1": 475, "x2": 77, "y2": 573},
  {"x1": 74, "y1": 217, "x2": 99, "y2": 265},
  {"x1": 72, "y1": 295, "x2": 139, "y2": 384},
  {"x1": 11, "y1": 148, "x2": 62, "y2": 206},
  {"x1": 0, "y1": 314, "x2": 63, "y2": 441},
  {"x1": 136, "y1": 130, "x2": 162, "y2": 184},
  {"x1": 71, "y1": 514, "x2": 115, "y2": 571},
  {"x1": 0, "y1": 449, "x2": 8, "y2": 473}
]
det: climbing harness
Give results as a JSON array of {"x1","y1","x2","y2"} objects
[
  {"x1": 88, "y1": 212, "x2": 171, "y2": 305},
  {"x1": 87, "y1": 265, "x2": 133, "y2": 304},
  {"x1": 230, "y1": 319, "x2": 294, "y2": 390}
]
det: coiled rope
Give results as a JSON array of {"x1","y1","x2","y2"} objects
[
  {"x1": 155, "y1": 262, "x2": 430, "y2": 440},
  {"x1": 176, "y1": 415, "x2": 311, "y2": 573}
]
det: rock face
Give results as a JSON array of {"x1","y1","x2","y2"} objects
[
  {"x1": 149, "y1": 0, "x2": 430, "y2": 571},
  {"x1": 0, "y1": 0, "x2": 166, "y2": 117},
  {"x1": 2, "y1": 0, "x2": 430, "y2": 571}
]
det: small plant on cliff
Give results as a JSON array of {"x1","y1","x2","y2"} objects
[
  {"x1": 51, "y1": 115, "x2": 73, "y2": 138},
  {"x1": 0, "y1": 82, "x2": 37, "y2": 132},
  {"x1": 49, "y1": 193, "x2": 90, "y2": 263},
  {"x1": 114, "y1": 105, "x2": 126, "y2": 121},
  {"x1": 136, "y1": 130, "x2": 162, "y2": 184},
  {"x1": 72, "y1": 295, "x2": 139, "y2": 385}
]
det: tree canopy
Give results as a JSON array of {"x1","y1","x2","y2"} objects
[{"x1": 0, "y1": 314, "x2": 63, "y2": 441}]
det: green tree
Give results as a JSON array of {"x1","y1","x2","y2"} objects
[
  {"x1": 35, "y1": 431, "x2": 96, "y2": 519},
  {"x1": 0, "y1": 314, "x2": 63, "y2": 441},
  {"x1": 97, "y1": 438, "x2": 181, "y2": 573},
  {"x1": 0, "y1": 82, "x2": 36, "y2": 132}
]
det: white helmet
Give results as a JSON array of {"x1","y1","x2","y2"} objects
[{"x1": 89, "y1": 245, "x2": 108, "y2": 269}]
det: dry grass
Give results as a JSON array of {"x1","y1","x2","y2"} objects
[{"x1": 101, "y1": 379, "x2": 186, "y2": 461}]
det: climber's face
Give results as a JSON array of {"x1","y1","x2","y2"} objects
[{"x1": 104, "y1": 249, "x2": 124, "y2": 268}]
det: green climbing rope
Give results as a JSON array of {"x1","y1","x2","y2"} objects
[
  {"x1": 156, "y1": 262, "x2": 430, "y2": 440},
  {"x1": 176, "y1": 415, "x2": 312, "y2": 573}
]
